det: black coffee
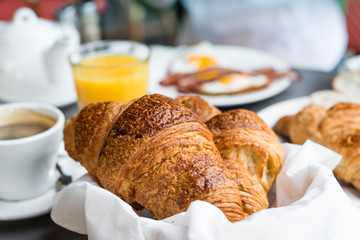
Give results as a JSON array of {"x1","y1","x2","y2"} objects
[
  {"x1": 0, "y1": 122, "x2": 52, "y2": 140},
  {"x1": 0, "y1": 109, "x2": 57, "y2": 141}
]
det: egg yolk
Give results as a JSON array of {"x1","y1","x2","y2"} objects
[
  {"x1": 219, "y1": 76, "x2": 232, "y2": 84},
  {"x1": 219, "y1": 74, "x2": 249, "y2": 85},
  {"x1": 187, "y1": 55, "x2": 218, "y2": 70}
]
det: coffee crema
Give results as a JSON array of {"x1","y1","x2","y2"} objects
[{"x1": 0, "y1": 109, "x2": 57, "y2": 141}]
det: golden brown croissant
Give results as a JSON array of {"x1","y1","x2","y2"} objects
[
  {"x1": 175, "y1": 96, "x2": 269, "y2": 212},
  {"x1": 224, "y1": 160, "x2": 269, "y2": 215},
  {"x1": 273, "y1": 115, "x2": 293, "y2": 140},
  {"x1": 64, "y1": 94, "x2": 249, "y2": 222},
  {"x1": 64, "y1": 101, "x2": 125, "y2": 177},
  {"x1": 320, "y1": 103, "x2": 360, "y2": 189},
  {"x1": 274, "y1": 102, "x2": 360, "y2": 191},
  {"x1": 288, "y1": 104, "x2": 327, "y2": 145},
  {"x1": 206, "y1": 109, "x2": 284, "y2": 192},
  {"x1": 175, "y1": 95, "x2": 221, "y2": 122}
]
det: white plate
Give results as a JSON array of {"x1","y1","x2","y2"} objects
[
  {"x1": 0, "y1": 142, "x2": 87, "y2": 221},
  {"x1": 148, "y1": 45, "x2": 292, "y2": 107},
  {"x1": 257, "y1": 96, "x2": 310, "y2": 132},
  {"x1": 257, "y1": 96, "x2": 360, "y2": 207}
]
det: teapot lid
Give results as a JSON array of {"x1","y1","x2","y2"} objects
[{"x1": 0, "y1": 8, "x2": 59, "y2": 46}]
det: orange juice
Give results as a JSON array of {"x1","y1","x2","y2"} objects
[{"x1": 72, "y1": 55, "x2": 148, "y2": 109}]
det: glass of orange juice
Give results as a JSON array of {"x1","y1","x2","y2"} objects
[{"x1": 69, "y1": 40, "x2": 150, "y2": 109}]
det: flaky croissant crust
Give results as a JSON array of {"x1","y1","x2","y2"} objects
[
  {"x1": 64, "y1": 94, "x2": 250, "y2": 222},
  {"x1": 274, "y1": 102, "x2": 360, "y2": 191},
  {"x1": 175, "y1": 95, "x2": 221, "y2": 123},
  {"x1": 206, "y1": 109, "x2": 284, "y2": 192},
  {"x1": 224, "y1": 160, "x2": 269, "y2": 215},
  {"x1": 320, "y1": 103, "x2": 360, "y2": 188}
]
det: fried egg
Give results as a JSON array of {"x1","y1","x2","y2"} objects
[
  {"x1": 198, "y1": 74, "x2": 270, "y2": 95},
  {"x1": 168, "y1": 41, "x2": 219, "y2": 74}
]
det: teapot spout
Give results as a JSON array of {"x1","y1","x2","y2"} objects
[{"x1": 43, "y1": 25, "x2": 79, "y2": 86}]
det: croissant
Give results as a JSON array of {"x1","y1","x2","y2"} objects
[
  {"x1": 175, "y1": 95, "x2": 221, "y2": 123},
  {"x1": 224, "y1": 160, "x2": 269, "y2": 215},
  {"x1": 175, "y1": 96, "x2": 269, "y2": 212},
  {"x1": 64, "y1": 94, "x2": 250, "y2": 222},
  {"x1": 289, "y1": 104, "x2": 327, "y2": 144},
  {"x1": 274, "y1": 102, "x2": 360, "y2": 191},
  {"x1": 273, "y1": 115, "x2": 292, "y2": 140},
  {"x1": 319, "y1": 103, "x2": 360, "y2": 189},
  {"x1": 206, "y1": 109, "x2": 284, "y2": 192}
]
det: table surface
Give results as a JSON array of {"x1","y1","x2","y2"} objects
[{"x1": 0, "y1": 69, "x2": 336, "y2": 239}]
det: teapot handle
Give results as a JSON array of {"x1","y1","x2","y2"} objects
[{"x1": 13, "y1": 8, "x2": 38, "y2": 26}]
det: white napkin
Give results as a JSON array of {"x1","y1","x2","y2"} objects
[{"x1": 51, "y1": 141, "x2": 360, "y2": 240}]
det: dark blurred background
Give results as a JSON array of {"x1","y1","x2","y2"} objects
[
  {"x1": 0, "y1": 0, "x2": 183, "y2": 45},
  {"x1": 0, "y1": 0, "x2": 356, "y2": 50},
  {"x1": 0, "y1": 0, "x2": 359, "y2": 68}
]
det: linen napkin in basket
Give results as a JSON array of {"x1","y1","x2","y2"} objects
[{"x1": 51, "y1": 141, "x2": 360, "y2": 240}]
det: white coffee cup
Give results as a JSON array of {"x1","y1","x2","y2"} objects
[{"x1": 0, "y1": 102, "x2": 65, "y2": 201}]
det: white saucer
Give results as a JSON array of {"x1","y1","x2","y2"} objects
[
  {"x1": 0, "y1": 142, "x2": 87, "y2": 221},
  {"x1": 38, "y1": 89, "x2": 77, "y2": 108},
  {"x1": 0, "y1": 184, "x2": 57, "y2": 221},
  {"x1": 0, "y1": 87, "x2": 77, "y2": 108}
]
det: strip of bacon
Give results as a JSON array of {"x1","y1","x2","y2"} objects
[{"x1": 160, "y1": 67, "x2": 301, "y2": 94}]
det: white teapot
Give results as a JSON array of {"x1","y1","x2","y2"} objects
[{"x1": 0, "y1": 8, "x2": 80, "y2": 106}]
